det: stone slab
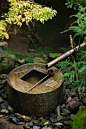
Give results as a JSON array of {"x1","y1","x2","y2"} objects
[{"x1": 0, "y1": 42, "x2": 8, "y2": 50}]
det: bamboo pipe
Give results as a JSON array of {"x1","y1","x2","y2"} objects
[{"x1": 46, "y1": 42, "x2": 86, "y2": 69}]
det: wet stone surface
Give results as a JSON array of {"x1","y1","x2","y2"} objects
[{"x1": 0, "y1": 75, "x2": 86, "y2": 129}]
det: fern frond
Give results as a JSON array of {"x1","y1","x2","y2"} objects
[{"x1": 78, "y1": 66, "x2": 86, "y2": 73}]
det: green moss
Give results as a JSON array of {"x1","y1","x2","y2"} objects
[
  {"x1": 71, "y1": 108, "x2": 86, "y2": 129},
  {"x1": 49, "y1": 53, "x2": 62, "y2": 59}
]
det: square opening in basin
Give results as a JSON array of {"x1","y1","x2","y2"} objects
[{"x1": 21, "y1": 69, "x2": 48, "y2": 85}]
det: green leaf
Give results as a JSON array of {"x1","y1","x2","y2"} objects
[{"x1": 78, "y1": 66, "x2": 86, "y2": 73}]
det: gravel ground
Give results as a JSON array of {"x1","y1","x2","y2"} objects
[{"x1": 0, "y1": 74, "x2": 86, "y2": 129}]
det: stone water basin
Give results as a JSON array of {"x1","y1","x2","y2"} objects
[{"x1": 8, "y1": 63, "x2": 64, "y2": 116}]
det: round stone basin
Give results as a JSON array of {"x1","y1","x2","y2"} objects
[{"x1": 8, "y1": 63, "x2": 64, "y2": 116}]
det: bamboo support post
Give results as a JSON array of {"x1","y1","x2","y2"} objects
[
  {"x1": 69, "y1": 35, "x2": 78, "y2": 81},
  {"x1": 69, "y1": 35, "x2": 76, "y2": 63},
  {"x1": 69, "y1": 35, "x2": 84, "y2": 97}
]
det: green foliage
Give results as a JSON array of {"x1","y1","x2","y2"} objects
[
  {"x1": 56, "y1": 47, "x2": 86, "y2": 92},
  {"x1": 62, "y1": 5, "x2": 86, "y2": 43},
  {"x1": 65, "y1": 0, "x2": 86, "y2": 10},
  {"x1": 70, "y1": 5, "x2": 86, "y2": 42},
  {"x1": 71, "y1": 108, "x2": 86, "y2": 129},
  {"x1": 49, "y1": 53, "x2": 62, "y2": 59},
  {"x1": 60, "y1": 2, "x2": 86, "y2": 92},
  {"x1": 0, "y1": 0, "x2": 57, "y2": 40},
  {"x1": 15, "y1": 62, "x2": 20, "y2": 68},
  {"x1": 0, "y1": 20, "x2": 9, "y2": 39}
]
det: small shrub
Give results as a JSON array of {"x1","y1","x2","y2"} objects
[
  {"x1": 71, "y1": 108, "x2": 86, "y2": 129},
  {"x1": 56, "y1": 46, "x2": 86, "y2": 92},
  {"x1": 59, "y1": 2, "x2": 86, "y2": 92}
]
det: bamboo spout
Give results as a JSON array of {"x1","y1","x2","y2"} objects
[{"x1": 46, "y1": 42, "x2": 86, "y2": 69}]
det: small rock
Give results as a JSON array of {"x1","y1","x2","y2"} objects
[
  {"x1": 65, "y1": 89, "x2": 70, "y2": 93},
  {"x1": 32, "y1": 120, "x2": 39, "y2": 125},
  {"x1": 0, "y1": 74, "x2": 7, "y2": 79},
  {"x1": 0, "y1": 79, "x2": 7, "y2": 85},
  {"x1": 21, "y1": 115, "x2": 31, "y2": 122},
  {"x1": 33, "y1": 57, "x2": 47, "y2": 64},
  {"x1": 62, "y1": 116, "x2": 69, "y2": 121},
  {"x1": 61, "y1": 113, "x2": 65, "y2": 116},
  {"x1": 66, "y1": 100, "x2": 81, "y2": 111},
  {"x1": 50, "y1": 113, "x2": 57, "y2": 117},
  {"x1": 14, "y1": 113, "x2": 21, "y2": 117},
  {"x1": 14, "y1": 113, "x2": 31, "y2": 122},
  {"x1": 42, "y1": 54, "x2": 48, "y2": 61},
  {"x1": 46, "y1": 126, "x2": 53, "y2": 129},
  {"x1": 64, "y1": 95, "x2": 67, "y2": 101},
  {"x1": 0, "y1": 96, "x2": 3, "y2": 103},
  {"x1": 1, "y1": 109, "x2": 9, "y2": 114},
  {"x1": 0, "y1": 114, "x2": 4, "y2": 118},
  {"x1": 63, "y1": 81, "x2": 69, "y2": 86},
  {"x1": 54, "y1": 127, "x2": 59, "y2": 129},
  {"x1": 55, "y1": 122, "x2": 63, "y2": 126},
  {"x1": 66, "y1": 96, "x2": 72, "y2": 103},
  {"x1": 70, "y1": 91, "x2": 77, "y2": 97},
  {"x1": 83, "y1": 93, "x2": 86, "y2": 97},
  {"x1": 9, "y1": 116, "x2": 19, "y2": 124},
  {"x1": 73, "y1": 97, "x2": 80, "y2": 102},
  {"x1": 9, "y1": 55, "x2": 16, "y2": 60},
  {"x1": 79, "y1": 105, "x2": 86, "y2": 109},
  {"x1": 1, "y1": 101, "x2": 8, "y2": 109},
  {"x1": 61, "y1": 104, "x2": 66, "y2": 109},
  {"x1": 0, "y1": 41, "x2": 8, "y2": 49},
  {"x1": 17, "y1": 122, "x2": 25, "y2": 125},
  {"x1": 70, "y1": 114, "x2": 75, "y2": 121},
  {"x1": 27, "y1": 121, "x2": 33, "y2": 127},
  {"x1": 64, "y1": 120, "x2": 72, "y2": 125},
  {"x1": 24, "y1": 122, "x2": 30, "y2": 129},
  {"x1": 33, "y1": 126, "x2": 40, "y2": 129},
  {"x1": 42, "y1": 126, "x2": 49, "y2": 129},
  {"x1": 8, "y1": 105, "x2": 14, "y2": 113},
  {"x1": 50, "y1": 117, "x2": 57, "y2": 123},
  {"x1": 56, "y1": 105, "x2": 61, "y2": 116},
  {"x1": 17, "y1": 59, "x2": 25, "y2": 64},
  {"x1": 1, "y1": 93, "x2": 7, "y2": 99},
  {"x1": 44, "y1": 120, "x2": 51, "y2": 125},
  {"x1": 28, "y1": 49, "x2": 36, "y2": 52},
  {"x1": 57, "y1": 115, "x2": 63, "y2": 121},
  {"x1": 62, "y1": 108, "x2": 71, "y2": 115}
]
